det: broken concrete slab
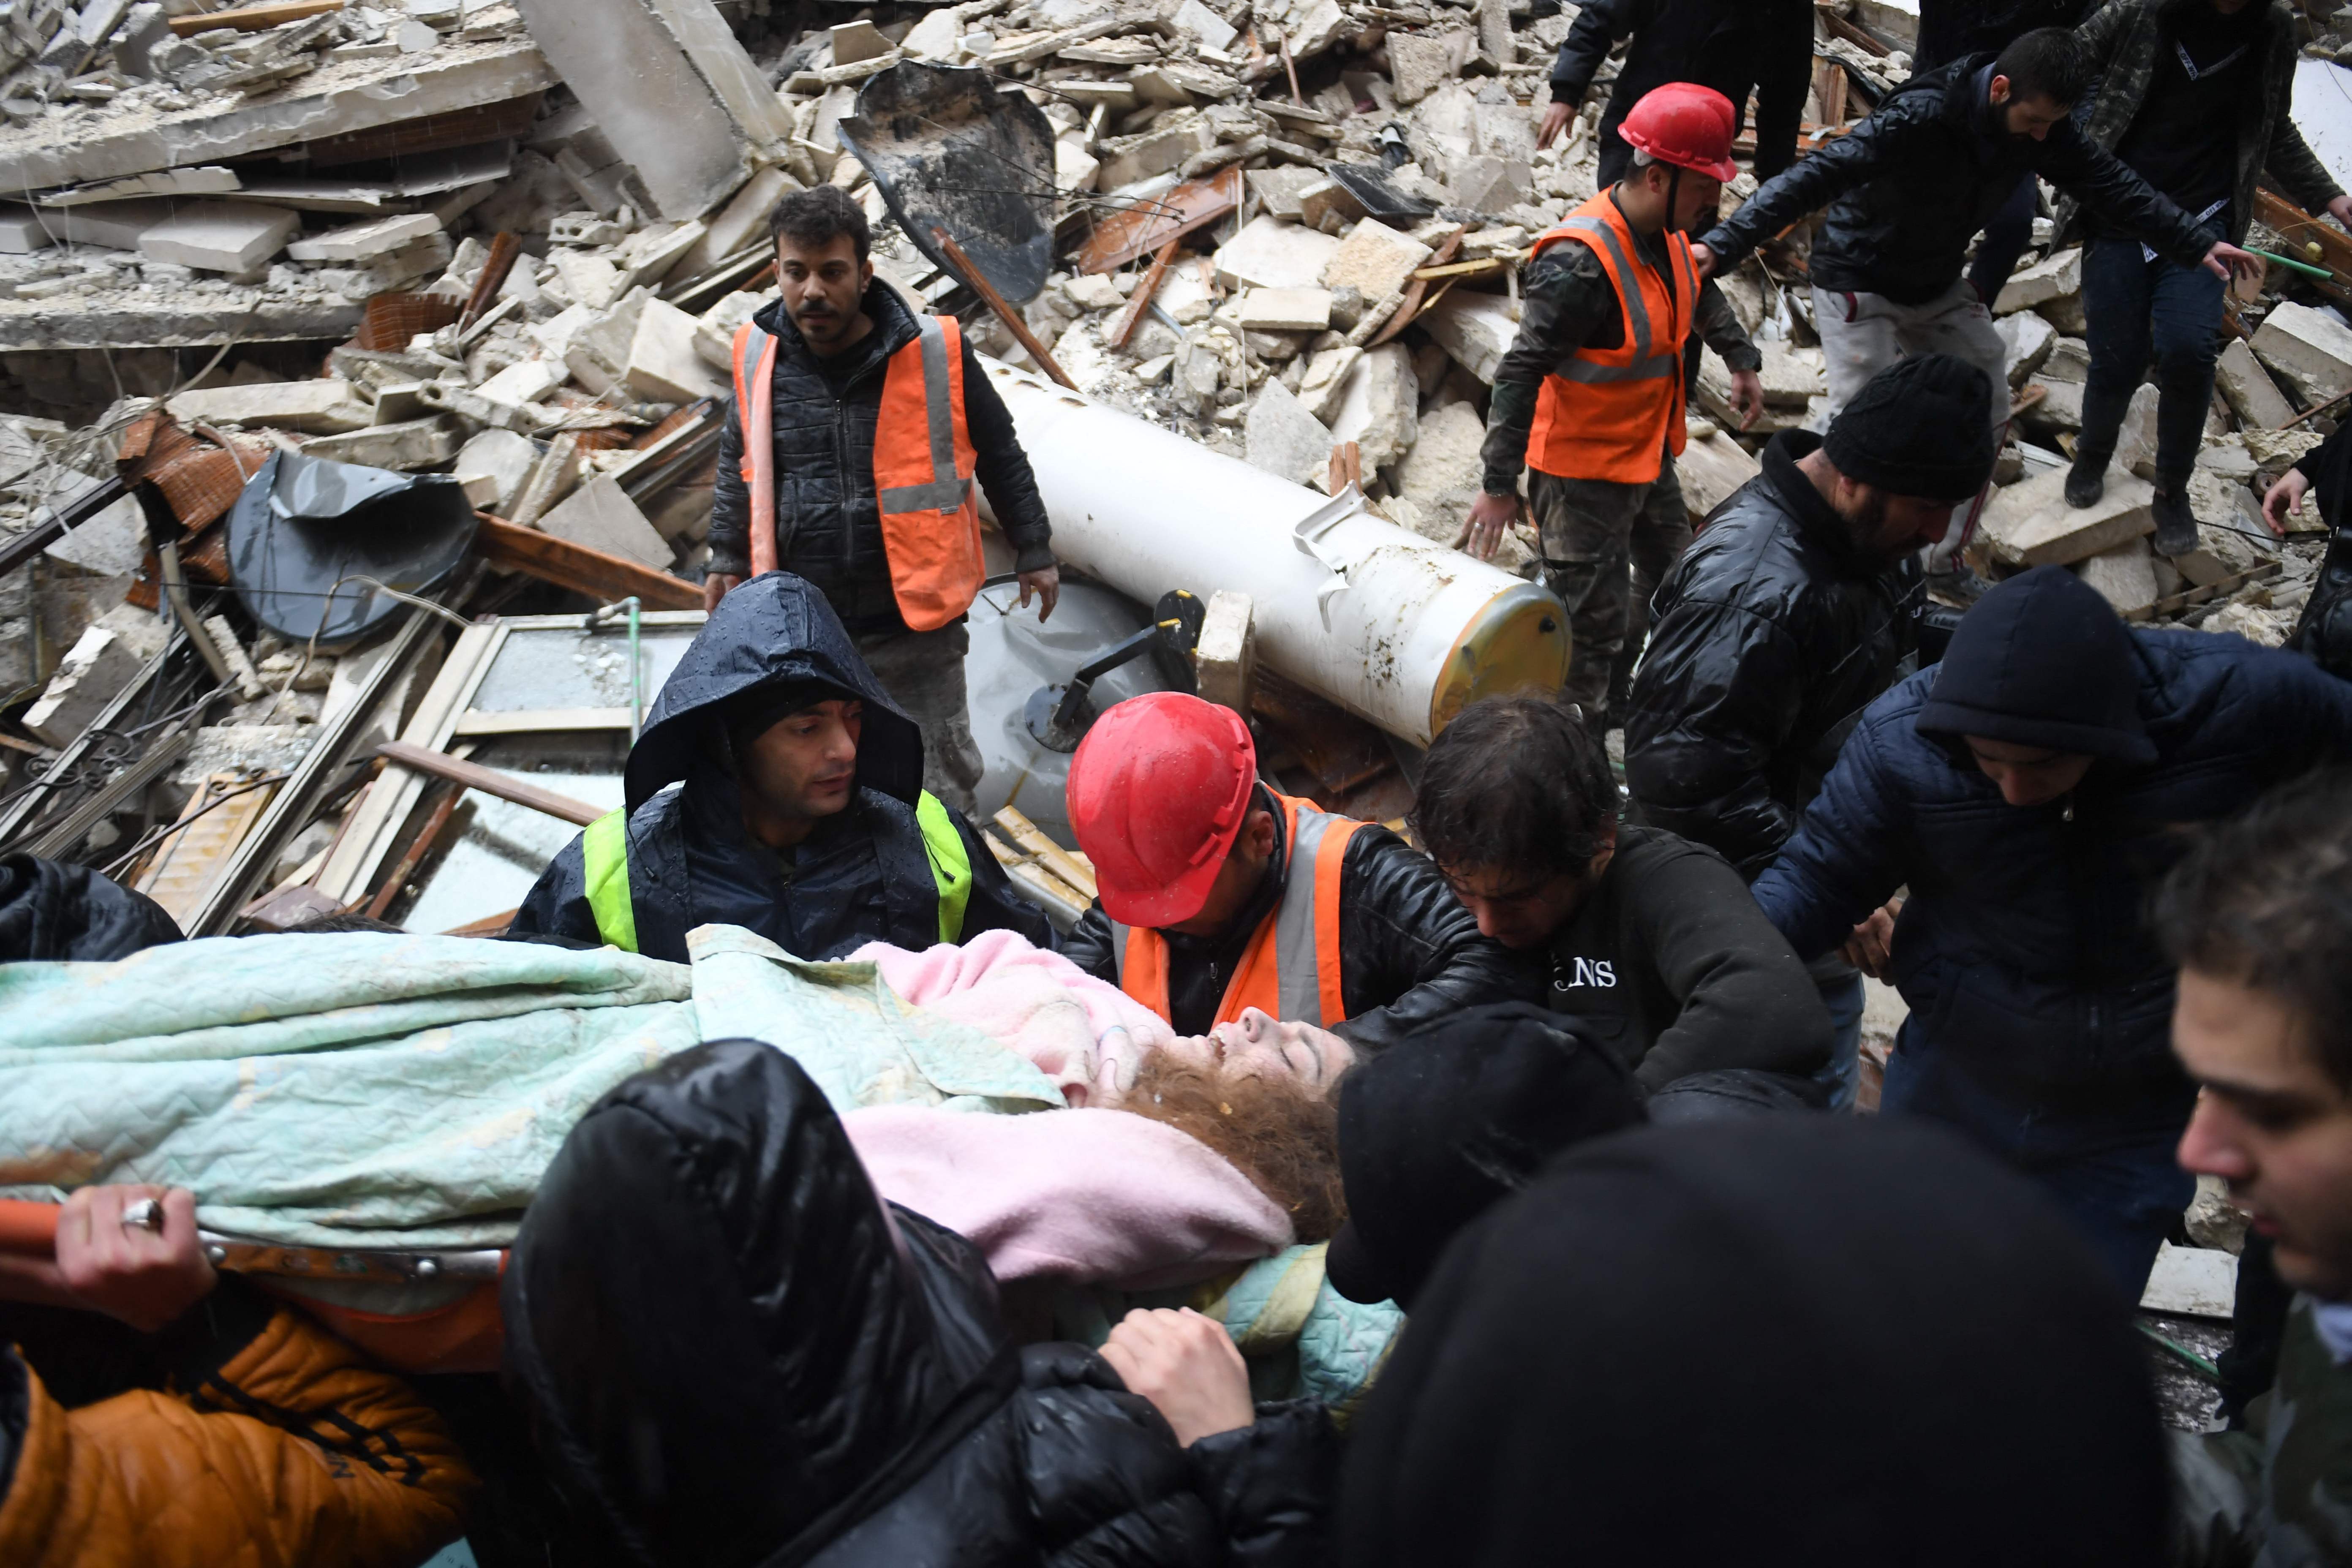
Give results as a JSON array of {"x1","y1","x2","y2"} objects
[
  {"x1": 1995, "y1": 310, "x2": 2055, "y2": 387},
  {"x1": 2252, "y1": 299, "x2": 2352, "y2": 406},
  {"x1": 1320, "y1": 218, "x2": 1432, "y2": 302},
  {"x1": 537, "y1": 472, "x2": 671, "y2": 569},
  {"x1": 454, "y1": 427, "x2": 537, "y2": 514},
  {"x1": 1388, "y1": 29, "x2": 1469, "y2": 106},
  {"x1": 1328, "y1": 341, "x2": 1418, "y2": 471},
  {"x1": 44, "y1": 489, "x2": 147, "y2": 577},
  {"x1": 1978, "y1": 463, "x2": 2156, "y2": 568},
  {"x1": 1214, "y1": 213, "x2": 1342, "y2": 291},
  {"x1": 1295, "y1": 343, "x2": 1361, "y2": 422},
  {"x1": 2073, "y1": 535, "x2": 2159, "y2": 613},
  {"x1": 1676, "y1": 420, "x2": 1762, "y2": 520},
  {"x1": 1297, "y1": 177, "x2": 1366, "y2": 234},
  {"x1": 623, "y1": 295, "x2": 728, "y2": 403},
  {"x1": 1237, "y1": 287, "x2": 1334, "y2": 332},
  {"x1": 166, "y1": 378, "x2": 373, "y2": 433},
  {"x1": 672, "y1": 165, "x2": 799, "y2": 279},
  {"x1": 299, "y1": 415, "x2": 462, "y2": 470},
  {"x1": 137, "y1": 201, "x2": 299, "y2": 272},
  {"x1": 284, "y1": 212, "x2": 443, "y2": 263},
  {"x1": 23, "y1": 621, "x2": 147, "y2": 747},
  {"x1": 474, "y1": 355, "x2": 568, "y2": 407},
  {"x1": 2112, "y1": 383, "x2": 2163, "y2": 477},
  {"x1": 1195, "y1": 588, "x2": 1255, "y2": 715},
  {"x1": 1247, "y1": 166, "x2": 1326, "y2": 221},
  {"x1": 1420, "y1": 289, "x2": 1519, "y2": 384},
  {"x1": 829, "y1": 19, "x2": 893, "y2": 64},
  {"x1": 1393, "y1": 399, "x2": 1486, "y2": 542},
  {"x1": 2216, "y1": 337, "x2": 2298, "y2": 429},
  {"x1": 1244, "y1": 376, "x2": 1332, "y2": 487},
  {"x1": 1993, "y1": 247, "x2": 2080, "y2": 315}
]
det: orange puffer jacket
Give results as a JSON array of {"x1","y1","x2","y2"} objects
[{"x1": 0, "y1": 1294, "x2": 476, "y2": 1568}]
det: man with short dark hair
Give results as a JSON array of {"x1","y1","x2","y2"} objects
[
  {"x1": 704, "y1": 185, "x2": 1059, "y2": 815},
  {"x1": 1412, "y1": 695, "x2": 1829, "y2": 1095},
  {"x1": 1752, "y1": 566, "x2": 2352, "y2": 1292},
  {"x1": 1624, "y1": 353, "x2": 1993, "y2": 1105},
  {"x1": 513, "y1": 572, "x2": 1052, "y2": 963},
  {"x1": 1692, "y1": 26, "x2": 2259, "y2": 595},
  {"x1": 2157, "y1": 771, "x2": 2352, "y2": 1564}
]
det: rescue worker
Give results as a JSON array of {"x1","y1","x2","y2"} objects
[
  {"x1": 512, "y1": 571, "x2": 1052, "y2": 963},
  {"x1": 1462, "y1": 83, "x2": 1767, "y2": 730},
  {"x1": 703, "y1": 185, "x2": 1060, "y2": 817},
  {"x1": 1541, "y1": 1, "x2": 1813, "y2": 185},
  {"x1": 1058, "y1": 692, "x2": 1533, "y2": 1052},
  {"x1": 1410, "y1": 695, "x2": 1831, "y2": 1098}
]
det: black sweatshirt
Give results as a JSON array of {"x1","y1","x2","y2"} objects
[
  {"x1": 2099, "y1": 0, "x2": 2265, "y2": 234},
  {"x1": 1533, "y1": 824, "x2": 1831, "y2": 1092}
]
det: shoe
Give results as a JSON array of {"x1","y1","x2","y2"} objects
[
  {"x1": 2064, "y1": 449, "x2": 2107, "y2": 509},
  {"x1": 2151, "y1": 482, "x2": 2199, "y2": 558},
  {"x1": 1925, "y1": 563, "x2": 1993, "y2": 606}
]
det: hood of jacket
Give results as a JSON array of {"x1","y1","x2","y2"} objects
[
  {"x1": 624, "y1": 572, "x2": 923, "y2": 813},
  {"x1": 1916, "y1": 564, "x2": 2156, "y2": 763}
]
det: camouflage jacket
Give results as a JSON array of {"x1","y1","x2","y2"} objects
[
  {"x1": 2060, "y1": 0, "x2": 2341, "y2": 247},
  {"x1": 2173, "y1": 1296, "x2": 2352, "y2": 1565}
]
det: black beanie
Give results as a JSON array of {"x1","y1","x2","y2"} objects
[
  {"x1": 1916, "y1": 564, "x2": 2155, "y2": 762},
  {"x1": 1821, "y1": 352, "x2": 1997, "y2": 501},
  {"x1": 1325, "y1": 1003, "x2": 1643, "y2": 1309}
]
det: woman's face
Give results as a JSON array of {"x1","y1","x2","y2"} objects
[{"x1": 1165, "y1": 1008, "x2": 1356, "y2": 1092}]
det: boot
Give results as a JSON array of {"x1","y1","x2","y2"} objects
[
  {"x1": 2151, "y1": 474, "x2": 2199, "y2": 558},
  {"x1": 2064, "y1": 445, "x2": 2108, "y2": 509}
]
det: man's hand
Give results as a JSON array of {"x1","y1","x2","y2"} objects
[
  {"x1": 52, "y1": 1186, "x2": 217, "y2": 1334},
  {"x1": 1537, "y1": 99, "x2": 1576, "y2": 150},
  {"x1": 2262, "y1": 468, "x2": 2310, "y2": 538},
  {"x1": 1839, "y1": 898, "x2": 1903, "y2": 984},
  {"x1": 1099, "y1": 1307, "x2": 1255, "y2": 1447},
  {"x1": 1689, "y1": 241, "x2": 1718, "y2": 281},
  {"x1": 1456, "y1": 489, "x2": 1525, "y2": 561},
  {"x1": 1728, "y1": 367, "x2": 1765, "y2": 431},
  {"x1": 2202, "y1": 240, "x2": 2262, "y2": 285},
  {"x1": 702, "y1": 572, "x2": 744, "y2": 614},
  {"x1": 1015, "y1": 564, "x2": 1060, "y2": 623},
  {"x1": 2329, "y1": 194, "x2": 2352, "y2": 231}
]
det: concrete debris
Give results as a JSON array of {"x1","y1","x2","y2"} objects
[
  {"x1": 1979, "y1": 465, "x2": 2156, "y2": 569},
  {"x1": 22, "y1": 619, "x2": 147, "y2": 746},
  {"x1": 2216, "y1": 338, "x2": 2297, "y2": 430},
  {"x1": 2251, "y1": 300, "x2": 2352, "y2": 406},
  {"x1": 2073, "y1": 536, "x2": 2160, "y2": 614},
  {"x1": 1993, "y1": 248, "x2": 2082, "y2": 317},
  {"x1": 1243, "y1": 376, "x2": 1332, "y2": 487}
]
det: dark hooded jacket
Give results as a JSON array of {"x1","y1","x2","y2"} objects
[
  {"x1": 1058, "y1": 784, "x2": 1542, "y2": 1054},
  {"x1": 1622, "y1": 430, "x2": 1927, "y2": 880},
  {"x1": 504, "y1": 1039, "x2": 1339, "y2": 1568},
  {"x1": 512, "y1": 573, "x2": 1052, "y2": 962},
  {"x1": 1547, "y1": 0, "x2": 1814, "y2": 183},
  {"x1": 1699, "y1": 54, "x2": 2215, "y2": 305},
  {"x1": 1338, "y1": 1118, "x2": 2170, "y2": 1568},
  {"x1": 2287, "y1": 419, "x2": 2352, "y2": 681},
  {"x1": 0, "y1": 854, "x2": 181, "y2": 962},
  {"x1": 706, "y1": 282, "x2": 1053, "y2": 639},
  {"x1": 1752, "y1": 578, "x2": 2352, "y2": 1106}
]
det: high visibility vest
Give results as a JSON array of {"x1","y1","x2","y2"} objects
[
  {"x1": 730, "y1": 313, "x2": 986, "y2": 632},
  {"x1": 1524, "y1": 190, "x2": 1700, "y2": 486},
  {"x1": 578, "y1": 790, "x2": 975, "y2": 952},
  {"x1": 1107, "y1": 792, "x2": 1367, "y2": 1029}
]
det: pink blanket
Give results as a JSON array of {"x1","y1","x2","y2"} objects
[
  {"x1": 844, "y1": 1104, "x2": 1290, "y2": 1290},
  {"x1": 852, "y1": 929, "x2": 1178, "y2": 1106}
]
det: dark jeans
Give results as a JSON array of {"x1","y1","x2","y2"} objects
[
  {"x1": 2078, "y1": 233, "x2": 2227, "y2": 483},
  {"x1": 1883, "y1": 1015, "x2": 2196, "y2": 1297},
  {"x1": 1964, "y1": 170, "x2": 2039, "y2": 307}
]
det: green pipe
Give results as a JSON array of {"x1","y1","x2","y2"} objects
[
  {"x1": 2137, "y1": 1320, "x2": 2223, "y2": 1383},
  {"x1": 2251, "y1": 247, "x2": 2335, "y2": 281}
]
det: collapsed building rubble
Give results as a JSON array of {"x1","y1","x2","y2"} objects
[{"x1": 0, "y1": 0, "x2": 2345, "y2": 940}]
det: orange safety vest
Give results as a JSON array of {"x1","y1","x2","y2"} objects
[
  {"x1": 1108, "y1": 792, "x2": 1367, "y2": 1030},
  {"x1": 731, "y1": 313, "x2": 986, "y2": 632},
  {"x1": 1524, "y1": 189, "x2": 1700, "y2": 486}
]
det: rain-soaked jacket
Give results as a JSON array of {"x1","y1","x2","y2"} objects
[
  {"x1": 505, "y1": 1039, "x2": 1339, "y2": 1567},
  {"x1": 512, "y1": 573, "x2": 1051, "y2": 961},
  {"x1": 0, "y1": 855, "x2": 181, "y2": 962}
]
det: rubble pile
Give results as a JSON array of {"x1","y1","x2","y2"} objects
[{"x1": 0, "y1": 0, "x2": 2341, "y2": 937}]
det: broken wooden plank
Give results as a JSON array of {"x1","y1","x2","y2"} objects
[
  {"x1": 992, "y1": 805, "x2": 1097, "y2": 901},
  {"x1": 451, "y1": 706, "x2": 636, "y2": 736},
  {"x1": 472, "y1": 512, "x2": 703, "y2": 610},
  {"x1": 376, "y1": 740, "x2": 606, "y2": 826},
  {"x1": 136, "y1": 773, "x2": 280, "y2": 926},
  {"x1": 1107, "y1": 237, "x2": 1181, "y2": 352},
  {"x1": 167, "y1": 0, "x2": 343, "y2": 35},
  {"x1": 933, "y1": 226, "x2": 1076, "y2": 391}
]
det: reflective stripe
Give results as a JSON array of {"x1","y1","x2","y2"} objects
[
  {"x1": 878, "y1": 475, "x2": 975, "y2": 512},
  {"x1": 1276, "y1": 808, "x2": 1334, "y2": 1025},
  {"x1": 731, "y1": 323, "x2": 779, "y2": 576},
  {"x1": 916, "y1": 314, "x2": 960, "y2": 501},
  {"x1": 1560, "y1": 215, "x2": 1652, "y2": 359},
  {"x1": 581, "y1": 808, "x2": 637, "y2": 953},
  {"x1": 1554, "y1": 354, "x2": 1680, "y2": 384},
  {"x1": 914, "y1": 789, "x2": 973, "y2": 944}
]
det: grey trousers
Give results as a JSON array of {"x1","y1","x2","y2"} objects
[
  {"x1": 1530, "y1": 456, "x2": 1692, "y2": 717},
  {"x1": 855, "y1": 622, "x2": 984, "y2": 817}
]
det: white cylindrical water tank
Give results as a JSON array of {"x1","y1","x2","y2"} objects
[{"x1": 978, "y1": 359, "x2": 1568, "y2": 745}]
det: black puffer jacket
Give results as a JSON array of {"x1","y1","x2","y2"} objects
[
  {"x1": 0, "y1": 854, "x2": 180, "y2": 962},
  {"x1": 707, "y1": 284, "x2": 1053, "y2": 638},
  {"x1": 1547, "y1": 0, "x2": 1814, "y2": 182},
  {"x1": 512, "y1": 572, "x2": 1051, "y2": 961},
  {"x1": 1699, "y1": 54, "x2": 2215, "y2": 305},
  {"x1": 1913, "y1": 0, "x2": 2093, "y2": 72},
  {"x1": 1623, "y1": 431, "x2": 1923, "y2": 879},
  {"x1": 504, "y1": 1039, "x2": 1339, "y2": 1568},
  {"x1": 1060, "y1": 785, "x2": 1541, "y2": 1052}
]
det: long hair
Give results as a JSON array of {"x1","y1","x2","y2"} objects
[{"x1": 1120, "y1": 1052, "x2": 1349, "y2": 1242}]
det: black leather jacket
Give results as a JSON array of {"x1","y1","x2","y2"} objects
[
  {"x1": 1060, "y1": 786, "x2": 1540, "y2": 1052},
  {"x1": 1623, "y1": 431, "x2": 1923, "y2": 879},
  {"x1": 1548, "y1": 0, "x2": 1814, "y2": 181},
  {"x1": 708, "y1": 285, "x2": 1054, "y2": 637},
  {"x1": 505, "y1": 1040, "x2": 1338, "y2": 1568},
  {"x1": 1699, "y1": 54, "x2": 2214, "y2": 305}
]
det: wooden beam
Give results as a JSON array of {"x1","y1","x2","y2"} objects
[
  {"x1": 168, "y1": 0, "x2": 342, "y2": 35},
  {"x1": 451, "y1": 706, "x2": 634, "y2": 736},
  {"x1": 471, "y1": 511, "x2": 703, "y2": 610},
  {"x1": 1107, "y1": 237, "x2": 1180, "y2": 351},
  {"x1": 376, "y1": 740, "x2": 606, "y2": 827},
  {"x1": 932, "y1": 226, "x2": 1078, "y2": 391}
]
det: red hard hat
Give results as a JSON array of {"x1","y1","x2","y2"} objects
[
  {"x1": 1616, "y1": 82, "x2": 1740, "y2": 184},
  {"x1": 1066, "y1": 692, "x2": 1256, "y2": 928}
]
